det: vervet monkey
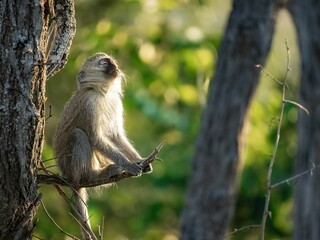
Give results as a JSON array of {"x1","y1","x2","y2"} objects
[{"x1": 53, "y1": 52, "x2": 151, "y2": 239}]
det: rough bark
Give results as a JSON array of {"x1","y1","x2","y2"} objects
[
  {"x1": 288, "y1": 1, "x2": 320, "y2": 239},
  {"x1": 0, "y1": 0, "x2": 75, "y2": 239},
  {"x1": 180, "y1": 1, "x2": 280, "y2": 239},
  {"x1": 0, "y1": 1, "x2": 46, "y2": 239}
]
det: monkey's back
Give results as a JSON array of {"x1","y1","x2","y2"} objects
[{"x1": 53, "y1": 90, "x2": 88, "y2": 179}]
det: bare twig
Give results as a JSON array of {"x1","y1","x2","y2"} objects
[
  {"x1": 33, "y1": 235, "x2": 46, "y2": 240},
  {"x1": 228, "y1": 40, "x2": 309, "y2": 240},
  {"x1": 143, "y1": 141, "x2": 165, "y2": 164},
  {"x1": 38, "y1": 164, "x2": 58, "y2": 170},
  {"x1": 37, "y1": 143, "x2": 163, "y2": 239},
  {"x1": 46, "y1": 105, "x2": 53, "y2": 121},
  {"x1": 98, "y1": 217, "x2": 105, "y2": 240},
  {"x1": 222, "y1": 225, "x2": 261, "y2": 239},
  {"x1": 39, "y1": 160, "x2": 95, "y2": 239},
  {"x1": 284, "y1": 99, "x2": 309, "y2": 115},
  {"x1": 69, "y1": 212, "x2": 97, "y2": 240},
  {"x1": 54, "y1": 185, "x2": 98, "y2": 240},
  {"x1": 255, "y1": 64, "x2": 283, "y2": 86},
  {"x1": 41, "y1": 200, "x2": 80, "y2": 240},
  {"x1": 41, "y1": 154, "x2": 72, "y2": 164},
  {"x1": 271, "y1": 163, "x2": 319, "y2": 189},
  {"x1": 260, "y1": 39, "x2": 290, "y2": 239}
]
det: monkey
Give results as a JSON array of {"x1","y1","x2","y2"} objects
[{"x1": 53, "y1": 52, "x2": 152, "y2": 239}]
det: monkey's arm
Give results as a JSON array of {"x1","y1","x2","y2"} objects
[
  {"x1": 114, "y1": 136, "x2": 153, "y2": 173},
  {"x1": 68, "y1": 128, "x2": 123, "y2": 182},
  {"x1": 115, "y1": 135, "x2": 142, "y2": 161},
  {"x1": 93, "y1": 137, "x2": 142, "y2": 176}
]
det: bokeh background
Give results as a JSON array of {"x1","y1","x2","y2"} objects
[{"x1": 36, "y1": 0, "x2": 300, "y2": 239}]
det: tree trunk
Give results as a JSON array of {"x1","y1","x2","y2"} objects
[
  {"x1": 288, "y1": 1, "x2": 320, "y2": 239},
  {"x1": 0, "y1": 0, "x2": 75, "y2": 239},
  {"x1": 180, "y1": 1, "x2": 280, "y2": 239},
  {"x1": 0, "y1": 1, "x2": 46, "y2": 239}
]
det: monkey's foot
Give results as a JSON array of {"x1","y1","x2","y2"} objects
[{"x1": 100, "y1": 164, "x2": 123, "y2": 179}]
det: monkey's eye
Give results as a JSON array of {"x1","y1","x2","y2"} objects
[{"x1": 99, "y1": 58, "x2": 109, "y2": 66}]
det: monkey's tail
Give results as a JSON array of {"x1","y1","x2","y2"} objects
[{"x1": 74, "y1": 188, "x2": 93, "y2": 240}]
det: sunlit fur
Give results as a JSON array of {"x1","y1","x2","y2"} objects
[{"x1": 52, "y1": 53, "x2": 146, "y2": 240}]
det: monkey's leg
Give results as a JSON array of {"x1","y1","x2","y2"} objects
[
  {"x1": 94, "y1": 139, "x2": 143, "y2": 176},
  {"x1": 71, "y1": 128, "x2": 123, "y2": 181},
  {"x1": 70, "y1": 128, "x2": 93, "y2": 184}
]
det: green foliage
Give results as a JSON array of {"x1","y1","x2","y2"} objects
[{"x1": 38, "y1": 1, "x2": 300, "y2": 239}]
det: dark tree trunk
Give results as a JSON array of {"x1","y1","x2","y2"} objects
[
  {"x1": 0, "y1": 1, "x2": 46, "y2": 239},
  {"x1": 180, "y1": 1, "x2": 280, "y2": 239},
  {"x1": 0, "y1": 0, "x2": 75, "y2": 239},
  {"x1": 288, "y1": 1, "x2": 320, "y2": 239}
]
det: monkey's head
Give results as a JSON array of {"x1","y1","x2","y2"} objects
[{"x1": 77, "y1": 53, "x2": 123, "y2": 90}]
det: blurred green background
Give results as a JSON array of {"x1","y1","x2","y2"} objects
[{"x1": 36, "y1": 0, "x2": 301, "y2": 239}]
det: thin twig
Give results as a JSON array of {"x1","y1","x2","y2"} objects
[
  {"x1": 54, "y1": 185, "x2": 98, "y2": 240},
  {"x1": 260, "y1": 39, "x2": 290, "y2": 240},
  {"x1": 39, "y1": 161, "x2": 95, "y2": 239},
  {"x1": 46, "y1": 105, "x2": 53, "y2": 121},
  {"x1": 38, "y1": 142, "x2": 163, "y2": 239},
  {"x1": 33, "y1": 235, "x2": 46, "y2": 240},
  {"x1": 284, "y1": 99, "x2": 309, "y2": 115},
  {"x1": 222, "y1": 225, "x2": 261, "y2": 239},
  {"x1": 68, "y1": 212, "x2": 96, "y2": 240},
  {"x1": 98, "y1": 216, "x2": 105, "y2": 240},
  {"x1": 271, "y1": 164, "x2": 319, "y2": 189},
  {"x1": 255, "y1": 64, "x2": 283, "y2": 85},
  {"x1": 230, "y1": 40, "x2": 309, "y2": 240},
  {"x1": 41, "y1": 200, "x2": 80, "y2": 240},
  {"x1": 41, "y1": 154, "x2": 72, "y2": 163},
  {"x1": 38, "y1": 164, "x2": 58, "y2": 170}
]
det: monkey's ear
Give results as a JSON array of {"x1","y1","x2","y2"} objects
[{"x1": 77, "y1": 71, "x2": 85, "y2": 85}]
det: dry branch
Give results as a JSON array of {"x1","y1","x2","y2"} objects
[
  {"x1": 271, "y1": 163, "x2": 319, "y2": 189},
  {"x1": 222, "y1": 225, "x2": 261, "y2": 239},
  {"x1": 260, "y1": 39, "x2": 291, "y2": 240},
  {"x1": 45, "y1": 0, "x2": 76, "y2": 78},
  {"x1": 226, "y1": 40, "x2": 310, "y2": 240},
  {"x1": 37, "y1": 142, "x2": 164, "y2": 188},
  {"x1": 41, "y1": 200, "x2": 80, "y2": 240}
]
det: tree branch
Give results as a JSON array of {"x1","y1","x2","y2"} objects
[
  {"x1": 271, "y1": 163, "x2": 319, "y2": 189},
  {"x1": 40, "y1": 200, "x2": 80, "y2": 240},
  {"x1": 260, "y1": 39, "x2": 294, "y2": 240},
  {"x1": 222, "y1": 225, "x2": 261, "y2": 239},
  {"x1": 45, "y1": 0, "x2": 76, "y2": 79},
  {"x1": 37, "y1": 142, "x2": 164, "y2": 188}
]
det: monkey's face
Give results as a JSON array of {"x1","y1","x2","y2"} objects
[
  {"x1": 97, "y1": 56, "x2": 120, "y2": 80},
  {"x1": 77, "y1": 53, "x2": 123, "y2": 88}
]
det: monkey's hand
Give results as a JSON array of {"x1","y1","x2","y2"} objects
[
  {"x1": 142, "y1": 163, "x2": 153, "y2": 174},
  {"x1": 136, "y1": 161, "x2": 152, "y2": 174},
  {"x1": 122, "y1": 162, "x2": 143, "y2": 177}
]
